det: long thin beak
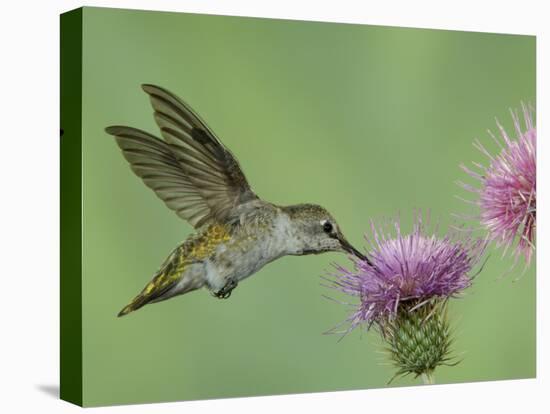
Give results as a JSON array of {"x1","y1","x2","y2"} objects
[{"x1": 339, "y1": 236, "x2": 373, "y2": 266}]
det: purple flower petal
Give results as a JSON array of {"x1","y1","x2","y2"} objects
[
  {"x1": 330, "y1": 214, "x2": 486, "y2": 330},
  {"x1": 461, "y1": 104, "x2": 536, "y2": 264}
]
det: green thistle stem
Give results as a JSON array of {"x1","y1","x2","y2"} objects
[{"x1": 421, "y1": 371, "x2": 435, "y2": 385}]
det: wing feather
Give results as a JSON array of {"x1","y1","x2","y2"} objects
[{"x1": 106, "y1": 84, "x2": 259, "y2": 228}]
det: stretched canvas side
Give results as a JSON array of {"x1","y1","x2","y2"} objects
[{"x1": 60, "y1": 7, "x2": 83, "y2": 407}]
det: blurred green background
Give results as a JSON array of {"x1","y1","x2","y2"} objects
[{"x1": 80, "y1": 7, "x2": 536, "y2": 406}]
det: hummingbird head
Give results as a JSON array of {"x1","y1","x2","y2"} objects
[{"x1": 283, "y1": 204, "x2": 369, "y2": 262}]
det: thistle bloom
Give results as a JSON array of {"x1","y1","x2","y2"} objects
[
  {"x1": 330, "y1": 216, "x2": 486, "y2": 382},
  {"x1": 332, "y1": 217, "x2": 486, "y2": 329},
  {"x1": 460, "y1": 105, "x2": 536, "y2": 265}
]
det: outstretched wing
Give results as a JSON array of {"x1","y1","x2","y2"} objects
[{"x1": 106, "y1": 84, "x2": 258, "y2": 228}]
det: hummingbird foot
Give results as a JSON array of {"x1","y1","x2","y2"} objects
[{"x1": 213, "y1": 278, "x2": 238, "y2": 299}]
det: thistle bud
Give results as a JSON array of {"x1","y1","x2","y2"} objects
[{"x1": 382, "y1": 299, "x2": 453, "y2": 383}]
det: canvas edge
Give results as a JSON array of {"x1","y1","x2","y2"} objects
[{"x1": 60, "y1": 7, "x2": 83, "y2": 407}]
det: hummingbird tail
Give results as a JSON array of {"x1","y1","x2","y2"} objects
[
  {"x1": 117, "y1": 277, "x2": 172, "y2": 317},
  {"x1": 117, "y1": 265, "x2": 203, "y2": 317},
  {"x1": 117, "y1": 239, "x2": 210, "y2": 317},
  {"x1": 117, "y1": 294, "x2": 150, "y2": 317}
]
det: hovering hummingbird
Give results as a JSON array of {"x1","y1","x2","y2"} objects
[{"x1": 106, "y1": 84, "x2": 370, "y2": 317}]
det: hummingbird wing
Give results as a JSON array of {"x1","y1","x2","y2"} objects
[{"x1": 106, "y1": 84, "x2": 259, "y2": 229}]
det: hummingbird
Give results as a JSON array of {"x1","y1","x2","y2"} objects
[{"x1": 106, "y1": 84, "x2": 370, "y2": 317}]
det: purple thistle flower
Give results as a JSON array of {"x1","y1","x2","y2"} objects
[
  {"x1": 330, "y1": 215, "x2": 486, "y2": 331},
  {"x1": 460, "y1": 105, "x2": 536, "y2": 264}
]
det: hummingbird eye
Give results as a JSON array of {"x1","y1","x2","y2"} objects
[{"x1": 322, "y1": 220, "x2": 333, "y2": 234}]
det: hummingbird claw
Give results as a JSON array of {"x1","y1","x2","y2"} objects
[{"x1": 214, "y1": 278, "x2": 238, "y2": 299}]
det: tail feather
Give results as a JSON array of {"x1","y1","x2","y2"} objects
[
  {"x1": 117, "y1": 294, "x2": 150, "y2": 317},
  {"x1": 117, "y1": 276, "x2": 177, "y2": 317},
  {"x1": 116, "y1": 235, "x2": 209, "y2": 318}
]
